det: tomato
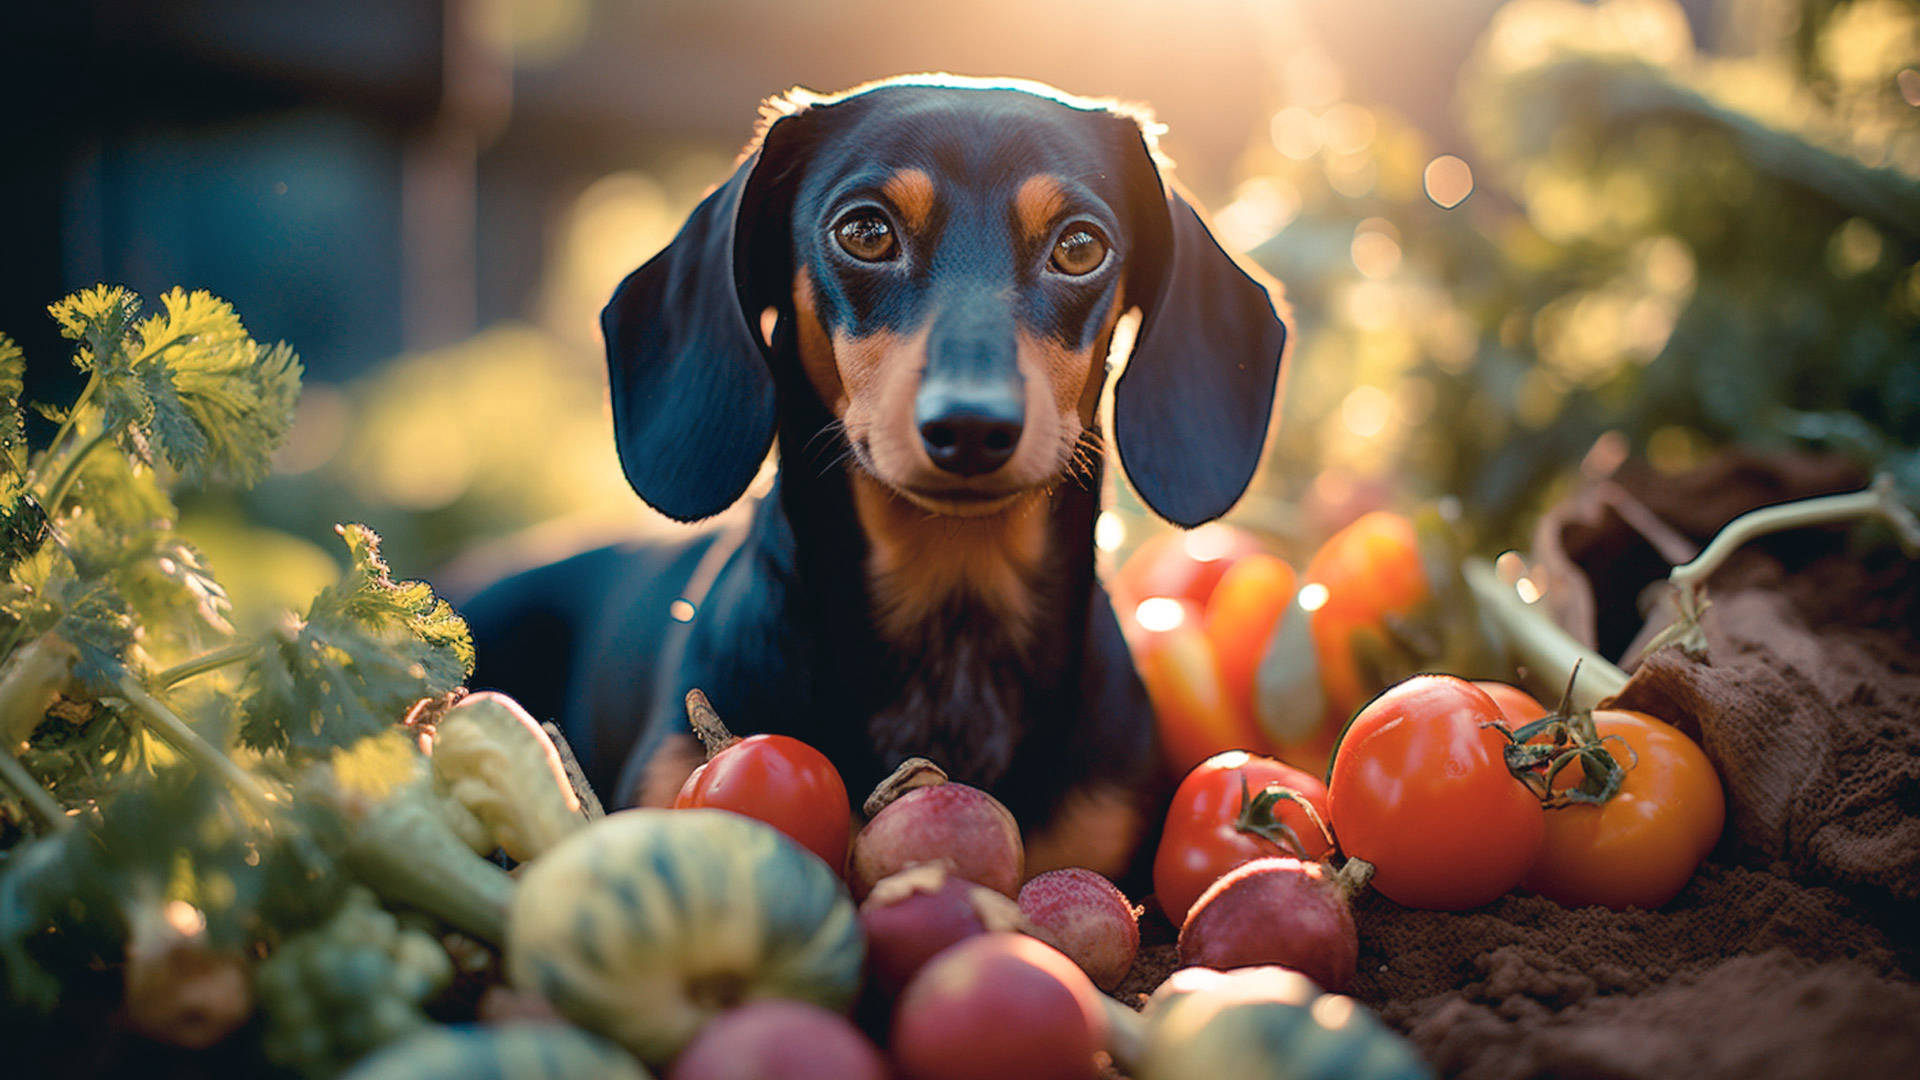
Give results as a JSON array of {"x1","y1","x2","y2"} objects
[
  {"x1": 1520, "y1": 709, "x2": 1724, "y2": 910},
  {"x1": 1304, "y1": 512, "x2": 1429, "y2": 732},
  {"x1": 1113, "y1": 522, "x2": 1267, "y2": 610},
  {"x1": 1327, "y1": 674, "x2": 1544, "y2": 910},
  {"x1": 675, "y1": 733, "x2": 853, "y2": 871},
  {"x1": 1203, "y1": 553, "x2": 1297, "y2": 742},
  {"x1": 1473, "y1": 681, "x2": 1548, "y2": 726},
  {"x1": 1153, "y1": 750, "x2": 1333, "y2": 927},
  {"x1": 1124, "y1": 598, "x2": 1270, "y2": 777}
]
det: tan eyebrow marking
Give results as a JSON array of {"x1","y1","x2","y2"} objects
[
  {"x1": 882, "y1": 168, "x2": 936, "y2": 233},
  {"x1": 1015, "y1": 175, "x2": 1068, "y2": 245}
]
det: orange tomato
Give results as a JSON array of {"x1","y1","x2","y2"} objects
[
  {"x1": 1123, "y1": 598, "x2": 1269, "y2": 778},
  {"x1": 1304, "y1": 511, "x2": 1429, "y2": 731},
  {"x1": 1473, "y1": 681, "x2": 1548, "y2": 726},
  {"x1": 1520, "y1": 709, "x2": 1724, "y2": 910},
  {"x1": 1113, "y1": 523, "x2": 1267, "y2": 611},
  {"x1": 1203, "y1": 553, "x2": 1298, "y2": 740}
]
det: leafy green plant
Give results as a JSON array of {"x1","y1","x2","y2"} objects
[{"x1": 0, "y1": 286, "x2": 504, "y2": 1067}]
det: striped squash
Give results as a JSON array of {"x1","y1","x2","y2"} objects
[
  {"x1": 505, "y1": 808, "x2": 864, "y2": 1067},
  {"x1": 342, "y1": 1023, "x2": 648, "y2": 1080}
]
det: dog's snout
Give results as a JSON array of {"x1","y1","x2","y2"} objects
[{"x1": 917, "y1": 396, "x2": 1023, "y2": 476}]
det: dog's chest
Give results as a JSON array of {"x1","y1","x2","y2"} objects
[{"x1": 852, "y1": 482, "x2": 1063, "y2": 786}]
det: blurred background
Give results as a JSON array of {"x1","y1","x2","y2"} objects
[{"x1": 2, "y1": 0, "x2": 1915, "y2": 620}]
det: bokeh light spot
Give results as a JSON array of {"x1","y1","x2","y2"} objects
[
  {"x1": 1423, "y1": 155, "x2": 1474, "y2": 209},
  {"x1": 1271, "y1": 107, "x2": 1322, "y2": 160},
  {"x1": 1298, "y1": 583, "x2": 1330, "y2": 613},
  {"x1": 1321, "y1": 104, "x2": 1377, "y2": 156},
  {"x1": 1095, "y1": 511, "x2": 1126, "y2": 553},
  {"x1": 1136, "y1": 597, "x2": 1187, "y2": 632},
  {"x1": 1351, "y1": 219, "x2": 1402, "y2": 279},
  {"x1": 1341, "y1": 384, "x2": 1392, "y2": 438}
]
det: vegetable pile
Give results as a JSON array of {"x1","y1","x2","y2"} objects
[{"x1": 5, "y1": 285, "x2": 1916, "y2": 1080}]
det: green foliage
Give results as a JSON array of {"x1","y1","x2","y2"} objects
[
  {"x1": 0, "y1": 284, "x2": 483, "y2": 1036},
  {"x1": 239, "y1": 524, "x2": 474, "y2": 758},
  {"x1": 1220, "y1": 0, "x2": 1920, "y2": 551}
]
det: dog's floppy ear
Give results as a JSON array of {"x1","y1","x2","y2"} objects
[
  {"x1": 601, "y1": 109, "x2": 812, "y2": 522},
  {"x1": 1109, "y1": 123, "x2": 1288, "y2": 528}
]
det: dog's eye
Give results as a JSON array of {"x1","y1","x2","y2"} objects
[
  {"x1": 834, "y1": 210, "x2": 898, "y2": 262},
  {"x1": 1050, "y1": 226, "x2": 1109, "y2": 276}
]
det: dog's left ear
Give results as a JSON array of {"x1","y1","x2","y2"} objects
[{"x1": 1108, "y1": 121, "x2": 1289, "y2": 528}]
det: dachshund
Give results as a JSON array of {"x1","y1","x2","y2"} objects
[{"x1": 458, "y1": 75, "x2": 1288, "y2": 880}]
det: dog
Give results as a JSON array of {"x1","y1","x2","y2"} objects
[{"x1": 459, "y1": 75, "x2": 1288, "y2": 880}]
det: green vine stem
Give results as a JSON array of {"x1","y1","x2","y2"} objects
[
  {"x1": 1461, "y1": 557, "x2": 1628, "y2": 710},
  {"x1": 1649, "y1": 474, "x2": 1920, "y2": 657},
  {"x1": 37, "y1": 428, "x2": 119, "y2": 524},
  {"x1": 111, "y1": 669, "x2": 276, "y2": 815},
  {"x1": 154, "y1": 641, "x2": 261, "y2": 691},
  {"x1": 28, "y1": 373, "x2": 99, "y2": 493},
  {"x1": 0, "y1": 750, "x2": 69, "y2": 832}
]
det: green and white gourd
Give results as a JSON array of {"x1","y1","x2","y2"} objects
[
  {"x1": 342, "y1": 1023, "x2": 650, "y2": 1080},
  {"x1": 505, "y1": 807, "x2": 865, "y2": 1067}
]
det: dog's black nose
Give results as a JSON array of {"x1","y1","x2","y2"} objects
[{"x1": 919, "y1": 405, "x2": 1022, "y2": 476}]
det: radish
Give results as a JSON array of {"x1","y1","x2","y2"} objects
[
  {"x1": 892, "y1": 932, "x2": 1108, "y2": 1080},
  {"x1": 669, "y1": 999, "x2": 888, "y2": 1080},
  {"x1": 1016, "y1": 868, "x2": 1139, "y2": 991},
  {"x1": 859, "y1": 864, "x2": 1028, "y2": 997},
  {"x1": 849, "y1": 758, "x2": 1024, "y2": 899},
  {"x1": 1175, "y1": 856, "x2": 1363, "y2": 994}
]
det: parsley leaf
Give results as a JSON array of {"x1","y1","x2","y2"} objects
[{"x1": 238, "y1": 524, "x2": 474, "y2": 758}]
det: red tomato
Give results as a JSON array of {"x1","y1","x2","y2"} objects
[
  {"x1": 1123, "y1": 599, "x2": 1270, "y2": 778},
  {"x1": 1113, "y1": 523, "x2": 1266, "y2": 610},
  {"x1": 1203, "y1": 553, "x2": 1298, "y2": 741},
  {"x1": 675, "y1": 733, "x2": 852, "y2": 872},
  {"x1": 1473, "y1": 681, "x2": 1548, "y2": 726},
  {"x1": 1521, "y1": 709, "x2": 1724, "y2": 910},
  {"x1": 1304, "y1": 512, "x2": 1429, "y2": 732},
  {"x1": 1327, "y1": 674, "x2": 1544, "y2": 910},
  {"x1": 1153, "y1": 750, "x2": 1333, "y2": 927}
]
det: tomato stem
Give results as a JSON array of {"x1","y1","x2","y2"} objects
[
  {"x1": 1488, "y1": 678, "x2": 1631, "y2": 809},
  {"x1": 1233, "y1": 775, "x2": 1333, "y2": 858},
  {"x1": 684, "y1": 688, "x2": 741, "y2": 759}
]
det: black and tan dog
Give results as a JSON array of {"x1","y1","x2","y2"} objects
[{"x1": 461, "y1": 75, "x2": 1288, "y2": 878}]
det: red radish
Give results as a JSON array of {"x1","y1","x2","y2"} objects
[
  {"x1": 859, "y1": 864, "x2": 1028, "y2": 997},
  {"x1": 892, "y1": 933, "x2": 1108, "y2": 1080},
  {"x1": 668, "y1": 999, "x2": 888, "y2": 1080},
  {"x1": 1016, "y1": 868, "x2": 1139, "y2": 991},
  {"x1": 1176, "y1": 856, "x2": 1361, "y2": 994},
  {"x1": 849, "y1": 759, "x2": 1024, "y2": 900}
]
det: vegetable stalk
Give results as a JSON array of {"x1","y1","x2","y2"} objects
[
  {"x1": 1651, "y1": 474, "x2": 1920, "y2": 656},
  {"x1": 1461, "y1": 557, "x2": 1627, "y2": 710}
]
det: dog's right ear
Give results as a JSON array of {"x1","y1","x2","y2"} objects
[{"x1": 601, "y1": 109, "x2": 814, "y2": 522}]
